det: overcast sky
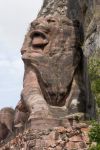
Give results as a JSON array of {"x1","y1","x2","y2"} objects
[{"x1": 0, "y1": 0, "x2": 43, "y2": 109}]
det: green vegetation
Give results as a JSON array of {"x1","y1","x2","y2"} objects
[
  {"x1": 88, "y1": 49, "x2": 100, "y2": 150},
  {"x1": 88, "y1": 121, "x2": 100, "y2": 150},
  {"x1": 88, "y1": 49, "x2": 100, "y2": 112},
  {"x1": 89, "y1": 121, "x2": 100, "y2": 143},
  {"x1": 89, "y1": 145, "x2": 100, "y2": 150}
]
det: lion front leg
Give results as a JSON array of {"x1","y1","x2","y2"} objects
[{"x1": 21, "y1": 65, "x2": 51, "y2": 120}]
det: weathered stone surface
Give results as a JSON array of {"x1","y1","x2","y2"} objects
[
  {"x1": 18, "y1": 0, "x2": 96, "y2": 123},
  {"x1": 14, "y1": 99, "x2": 29, "y2": 128},
  {"x1": 0, "y1": 107, "x2": 15, "y2": 141},
  {"x1": 14, "y1": 108, "x2": 29, "y2": 128},
  {"x1": 0, "y1": 122, "x2": 90, "y2": 150},
  {"x1": 82, "y1": 0, "x2": 100, "y2": 57},
  {"x1": 0, "y1": 0, "x2": 99, "y2": 148},
  {"x1": 0, "y1": 123, "x2": 9, "y2": 142}
]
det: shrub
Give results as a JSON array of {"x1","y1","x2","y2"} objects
[{"x1": 89, "y1": 121, "x2": 100, "y2": 150}]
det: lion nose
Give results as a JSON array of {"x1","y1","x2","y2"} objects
[{"x1": 21, "y1": 48, "x2": 28, "y2": 55}]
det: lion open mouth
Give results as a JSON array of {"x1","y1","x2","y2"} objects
[{"x1": 30, "y1": 30, "x2": 49, "y2": 49}]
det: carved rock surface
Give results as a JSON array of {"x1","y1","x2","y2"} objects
[
  {"x1": 14, "y1": 99, "x2": 29, "y2": 127},
  {"x1": 0, "y1": 0, "x2": 99, "y2": 148},
  {"x1": 20, "y1": 16, "x2": 95, "y2": 119},
  {"x1": 0, "y1": 107, "x2": 14, "y2": 141},
  {"x1": 0, "y1": 123, "x2": 9, "y2": 141},
  {"x1": 14, "y1": 108, "x2": 29, "y2": 128},
  {"x1": 0, "y1": 121, "x2": 90, "y2": 150}
]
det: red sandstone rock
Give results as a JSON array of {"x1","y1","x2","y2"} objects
[
  {"x1": 66, "y1": 127, "x2": 72, "y2": 133},
  {"x1": 0, "y1": 125, "x2": 90, "y2": 150},
  {"x1": 56, "y1": 145, "x2": 62, "y2": 150},
  {"x1": 0, "y1": 107, "x2": 14, "y2": 141},
  {"x1": 81, "y1": 128, "x2": 90, "y2": 143},
  {"x1": 14, "y1": 108, "x2": 29, "y2": 128},
  {"x1": 69, "y1": 135, "x2": 83, "y2": 142},
  {"x1": 54, "y1": 126, "x2": 66, "y2": 133},
  {"x1": 0, "y1": 0, "x2": 96, "y2": 149},
  {"x1": 66, "y1": 141, "x2": 77, "y2": 149}
]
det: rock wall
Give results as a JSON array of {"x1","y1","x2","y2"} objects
[
  {"x1": 0, "y1": 120, "x2": 90, "y2": 150},
  {"x1": 83, "y1": 0, "x2": 100, "y2": 56}
]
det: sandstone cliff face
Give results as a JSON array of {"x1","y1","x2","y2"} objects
[
  {"x1": 83, "y1": 0, "x2": 100, "y2": 57},
  {"x1": 0, "y1": 1, "x2": 99, "y2": 149},
  {"x1": 84, "y1": 0, "x2": 100, "y2": 113}
]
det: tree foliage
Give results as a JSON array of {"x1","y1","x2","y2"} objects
[
  {"x1": 89, "y1": 121, "x2": 100, "y2": 150},
  {"x1": 89, "y1": 121, "x2": 100, "y2": 143},
  {"x1": 88, "y1": 49, "x2": 100, "y2": 150},
  {"x1": 88, "y1": 49, "x2": 100, "y2": 108}
]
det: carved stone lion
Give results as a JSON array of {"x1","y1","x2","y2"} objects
[{"x1": 18, "y1": 16, "x2": 95, "y2": 121}]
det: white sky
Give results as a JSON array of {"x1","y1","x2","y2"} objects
[{"x1": 0, "y1": 0, "x2": 43, "y2": 109}]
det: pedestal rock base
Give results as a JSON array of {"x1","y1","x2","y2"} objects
[{"x1": 0, "y1": 116, "x2": 90, "y2": 150}]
